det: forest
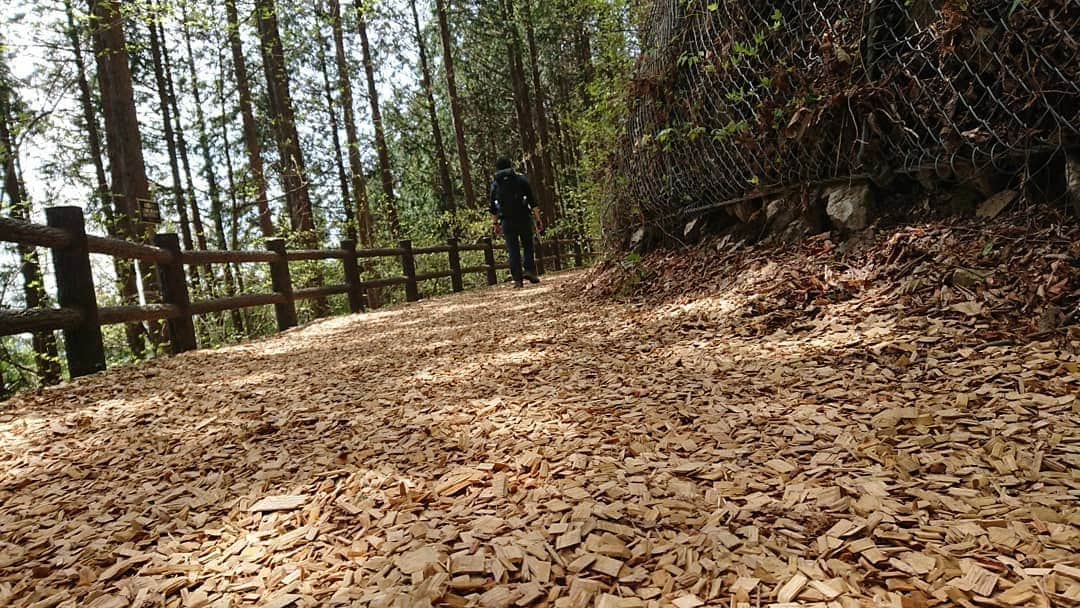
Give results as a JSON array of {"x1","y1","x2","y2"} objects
[{"x1": 1, "y1": 0, "x2": 645, "y2": 392}]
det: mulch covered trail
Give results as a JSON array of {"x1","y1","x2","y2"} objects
[{"x1": 0, "y1": 271, "x2": 1077, "y2": 608}]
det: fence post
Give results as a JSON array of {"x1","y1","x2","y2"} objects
[
  {"x1": 534, "y1": 237, "x2": 546, "y2": 276},
  {"x1": 153, "y1": 233, "x2": 196, "y2": 354},
  {"x1": 448, "y1": 237, "x2": 464, "y2": 293},
  {"x1": 266, "y1": 238, "x2": 297, "y2": 331},
  {"x1": 573, "y1": 240, "x2": 584, "y2": 267},
  {"x1": 45, "y1": 206, "x2": 106, "y2": 378},
  {"x1": 399, "y1": 239, "x2": 419, "y2": 302},
  {"x1": 341, "y1": 238, "x2": 365, "y2": 314},
  {"x1": 552, "y1": 239, "x2": 563, "y2": 271},
  {"x1": 482, "y1": 237, "x2": 498, "y2": 286}
]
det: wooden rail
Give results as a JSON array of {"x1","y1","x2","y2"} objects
[{"x1": 1, "y1": 206, "x2": 594, "y2": 380}]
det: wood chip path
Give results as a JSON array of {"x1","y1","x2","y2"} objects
[{"x1": 1, "y1": 272, "x2": 1077, "y2": 608}]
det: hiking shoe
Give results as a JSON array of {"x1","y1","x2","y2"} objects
[
  {"x1": 524, "y1": 272, "x2": 540, "y2": 284},
  {"x1": 514, "y1": 281, "x2": 524, "y2": 289}
]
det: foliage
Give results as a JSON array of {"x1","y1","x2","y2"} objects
[{"x1": 0, "y1": 0, "x2": 642, "y2": 394}]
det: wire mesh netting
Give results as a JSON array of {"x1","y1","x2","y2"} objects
[{"x1": 607, "y1": 0, "x2": 1080, "y2": 239}]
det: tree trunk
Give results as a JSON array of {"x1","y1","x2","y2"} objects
[
  {"x1": 553, "y1": 71, "x2": 580, "y2": 185},
  {"x1": 499, "y1": 0, "x2": 551, "y2": 222},
  {"x1": 87, "y1": 0, "x2": 165, "y2": 346},
  {"x1": 217, "y1": 60, "x2": 249, "y2": 331},
  {"x1": 254, "y1": 0, "x2": 328, "y2": 316},
  {"x1": 180, "y1": 2, "x2": 243, "y2": 334},
  {"x1": 356, "y1": 8, "x2": 402, "y2": 238},
  {"x1": 180, "y1": 2, "x2": 227, "y2": 251},
  {"x1": 147, "y1": 11, "x2": 195, "y2": 256},
  {"x1": 253, "y1": 0, "x2": 319, "y2": 243},
  {"x1": 65, "y1": 0, "x2": 145, "y2": 357},
  {"x1": 520, "y1": 0, "x2": 559, "y2": 219},
  {"x1": 434, "y1": 0, "x2": 477, "y2": 210},
  {"x1": 0, "y1": 75, "x2": 62, "y2": 385},
  {"x1": 157, "y1": 19, "x2": 216, "y2": 297},
  {"x1": 315, "y1": 4, "x2": 356, "y2": 241},
  {"x1": 329, "y1": 0, "x2": 374, "y2": 248},
  {"x1": 224, "y1": 0, "x2": 273, "y2": 238},
  {"x1": 410, "y1": 0, "x2": 455, "y2": 222}
]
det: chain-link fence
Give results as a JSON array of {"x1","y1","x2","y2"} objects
[{"x1": 607, "y1": 0, "x2": 1080, "y2": 241}]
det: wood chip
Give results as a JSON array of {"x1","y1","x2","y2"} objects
[
  {"x1": 260, "y1": 595, "x2": 300, "y2": 608},
  {"x1": 247, "y1": 495, "x2": 307, "y2": 512},
  {"x1": 777, "y1": 573, "x2": 809, "y2": 603},
  {"x1": 671, "y1": 594, "x2": 704, "y2": 608},
  {"x1": 1, "y1": 269, "x2": 1076, "y2": 608},
  {"x1": 591, "y1": 555, "x2": 624, "y2": 577}
]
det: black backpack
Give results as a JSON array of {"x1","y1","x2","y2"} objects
[{"x1": 493, "y1": 172, "x2": 530, "y2": 220}]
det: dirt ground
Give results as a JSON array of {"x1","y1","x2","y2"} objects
[{"x1": 0, "y1": 271, "x2": 1077, "y2": 608}]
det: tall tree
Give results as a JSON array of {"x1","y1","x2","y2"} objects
[
  {"x1": 254, "y1": 0, "x2": 328, "y2": 316},
  {"x1": 253, "y1": 0, "x2": 320, "y2": 244},
  {"x1": 315, "y1": 4, "x2": 357, "y2": 241},
  {"x1": 0, "y1": 61, "x2": 61, "y2": 385},
  {"x1": 356, "y1": 4, "x2": 402, "y2": 238},
  {"x1": 212, "y1": 47, "x2": 246, "y2": 337},
  {"x1": 410, "y1": 0, "x2": 455, "y2": 219},
  {"x1": 180, "y1": 1, "x2": 228, "y2": 252},
  {"x1": 216, "y1": 50, "x2": 250, "y2": 333},
  {"x1": 499, "y1": 0, "x2": 551, "y2": 222},
  {"x1": 87, "y1": 0, "x2": 165, "y2": 345},
  {"x1": 330, "y1": 0, "x2": 374, "y2": 247},
  {"x1": 180, "y1": 1, "x2": 243, "y2": 332},
  {"x1": 434, "y1": 0, "x2": 477, "y2": 210},
  {"x1": 158, "y1": 20, "x2": 210, "y2": 257},
  {"x1": 224, "y1": 0, "x2": 274, "y2": 238},
  {"x1": 65, "y1": 0, "x2": 145, "y2": 356},
  {"x1": 146, "y1": 8, "x2": 196, "y2": 256},
  {"x1": 87, "y1": 0, "x2": 154, "y2": 242},
  {"x1": 521, "y1": 0, "x2": 558, "y2": 217}
]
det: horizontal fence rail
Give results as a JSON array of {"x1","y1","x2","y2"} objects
[{"x1": 1, "y1": 207, "x2": 594, "y2": 381}]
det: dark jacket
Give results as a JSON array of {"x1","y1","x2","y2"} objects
[{"x1": 489, "y1": 169, "x2": 538, "y2": 223}]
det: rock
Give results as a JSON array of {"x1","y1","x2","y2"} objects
[
  {"x1": 1024, "y1": 149, "x2": 1068, "y2": 206},
  {"x1": 1039, "y1": 305, "x2": 1063, "y2": 333},
  {"x1": 915, "y1": 169, "x2": 938, "y2": 192},
  {"x1": 729, "y1": 200, "x2": 760, "y2": 223},
  {"x1": 1067, "y1": 155, "x2": 1080, "y2": 216},
  {"x1": 976, "y1": 190, "x2": 1018, "y2": 220},
  {"x1": 683, "y1": 217, "x2": 703, "y2": 242},
  {"x1": 945, "y1": 185, "x2": 982, "y2": 216},
  {"x1": 952, "y1": 268, "x2": 992, "y2": 291},
  {"x1": 954, "y1": 163, "x2": 1009, "y2": 196},
  {"x1": 765, "y1": 198, "x2": 789, "y2": 221},
  {"x1": 825, "y1": 182, "x2": 873, "y2": 232},
  {"x1": 762, "y1": 196, "x2": 830, "y2": 245}
]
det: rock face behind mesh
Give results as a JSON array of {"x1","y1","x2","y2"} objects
[
  {"x1": 608, "y1": 0, "x2": 1080, "y2": 242},
  {"x1": 826, "y1": 183, "x2": 873, "y2": 232},
  {"x1": 1068, "y1": 155, "x2": 1080, "y2": 216}
]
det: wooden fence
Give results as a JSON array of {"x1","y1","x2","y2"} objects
[{"x1": 0, "y1": 206, "x2": 589, "y2": 380}]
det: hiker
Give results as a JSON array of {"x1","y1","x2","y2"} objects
[{"x1": 490, "y1": 157, "x2": 543, "y2": 288}]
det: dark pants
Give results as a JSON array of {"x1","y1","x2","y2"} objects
[{"x1": 502, "y1": 219, "x2": 535, "y2": 284}]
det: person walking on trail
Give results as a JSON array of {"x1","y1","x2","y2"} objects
[{"x1": 490, "y1": 156, "x2": 543, "y2": 288}]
